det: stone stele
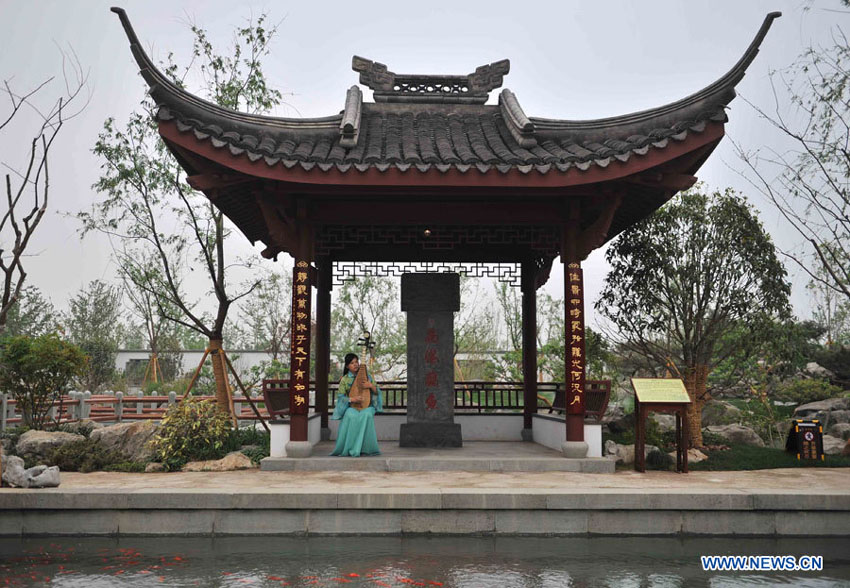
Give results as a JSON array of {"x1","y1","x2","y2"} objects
[{"x1": 400, "y1": 273, "x2": 462, "y2": 447}]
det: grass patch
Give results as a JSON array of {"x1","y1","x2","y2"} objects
[{"x1": 690, "y1": 444, "x2": 850, "y2": 471}]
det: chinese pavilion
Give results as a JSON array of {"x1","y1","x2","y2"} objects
[{"x1": 113, "y1": 8, "x2": 779, "y2": 458}]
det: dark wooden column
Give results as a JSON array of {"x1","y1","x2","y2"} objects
[
  {"x1": 288, "y1": 204, "x2": 312, "y2": 445},
  {"x1": 521, "y1": 260, "x2": 538, "y2": 433},
  {"x1": 315, "y1": 256, "x2": 332, "y2": 434},
  {"x1": 563, "y1": 207, "x2": 586, "y2": 444}
]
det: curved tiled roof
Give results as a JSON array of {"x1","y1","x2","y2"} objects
[{"x1": 112, "y1": 8, "x2": 780, "y2": 180}]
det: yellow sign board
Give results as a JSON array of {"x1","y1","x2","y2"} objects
[{"x1": 631, "y1": 378, "x2": 691, "y2": 403}]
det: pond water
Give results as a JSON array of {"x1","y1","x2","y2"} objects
[{"x1": 0, "y1": 536, "x2": 848, "y2": 587}]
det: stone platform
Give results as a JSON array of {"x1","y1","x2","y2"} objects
[
  {"x1": 261, "y1": 441, "x2": 614, "y2": 473},
  {"x1": 1, "y1": 467, "x2": 848, "y2": 537}
]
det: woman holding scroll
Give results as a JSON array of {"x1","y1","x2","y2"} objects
[{"x1": 330, "y1": 353, "x2": 383, "y2": 456}]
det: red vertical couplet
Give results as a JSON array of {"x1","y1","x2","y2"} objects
[
  {"x1": 424, "y1": 317, "x2": 439, "y2": 411},
  {"x1": 289, "y1": 260, "x2": 312, "y2": 416},
  {"x1": 566, "y1": 263, "x2": 586, "y2": 417}
]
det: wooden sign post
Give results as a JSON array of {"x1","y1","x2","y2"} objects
[{"x1": 632, "y1": 378, "x2": 692, "y2": 473}]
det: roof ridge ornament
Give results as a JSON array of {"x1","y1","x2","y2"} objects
[{"x1": 352, "y1": 56, "x2": 510, "y2": 104}]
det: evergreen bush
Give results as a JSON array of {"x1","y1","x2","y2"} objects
[{"x1": 148, "y1": 398, "x2": 232, "y2": 470}]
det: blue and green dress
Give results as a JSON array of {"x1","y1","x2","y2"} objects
[{"x1": 330, "y1": 370, "x2": 383, "y2": 456}]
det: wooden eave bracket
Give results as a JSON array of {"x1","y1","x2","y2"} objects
[
  {"x1": 186, "y1": 172, "x2": 256, "y2": 192},
  {"x1": 576, "y1": 193, "x2": 623, "y2": 260},
  {"x1": 256, "y1": 196, "x2": 296, "y2": 259}
]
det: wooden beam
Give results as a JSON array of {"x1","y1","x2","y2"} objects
[
  {"x1": 622, "y1": 172, "x2": 697, "y2": 191},
  {"x1": 186, "y1": 172, "x2": 256, "y2": 192}
]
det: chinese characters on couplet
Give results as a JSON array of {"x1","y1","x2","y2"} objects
[
  {"x1": 567, "y1": 263, "x2": 585, "y2": 414},
  {"x1": 289, "y1": 261, "x2": 311, "y2": 415},
  {"x1": 424, "y1": 317, "x2": 439, "y2": 410}
]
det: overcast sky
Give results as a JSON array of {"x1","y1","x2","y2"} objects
[{"x1": 0, "y1": 0, "x2": 842, "y2": 332}]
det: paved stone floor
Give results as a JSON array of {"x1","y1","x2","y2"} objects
[{"x1": 28, "y1": 466, "x2": 850, "y2": 494}]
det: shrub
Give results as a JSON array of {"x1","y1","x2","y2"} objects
[
  {"x1": 646, "y1": 448, "x2": 674, "y2": 471},
  {"x1": 48, "y1": 438, "x2": 130, "y2": 473},
  {"x1": 0, "y1": 334, "x2": 87, "y2": 429},
  {"x1": 776, "y1": 378, "x2": 843, "y2": 406},
  {"x1": 149, "y1": 398, "x2": 232, "y2": 470}
]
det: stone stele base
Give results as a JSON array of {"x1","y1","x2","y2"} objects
[{"x1": 399, "y1": 422, "x2": 462, "y2": 448}]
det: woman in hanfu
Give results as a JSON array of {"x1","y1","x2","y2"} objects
[{"x1": 330, "y1": 353, "x2": 383, "y2": 456}]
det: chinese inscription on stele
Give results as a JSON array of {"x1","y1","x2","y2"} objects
[
  {"x1": 424, "y1": 318, "x2": 439, "y2": 411},
  {"x1": 567, "y1": 263, "x2": 585, "y2": 414},
  {"x1": 289, "y1": 260, "x2": 311, "y2": 415}
]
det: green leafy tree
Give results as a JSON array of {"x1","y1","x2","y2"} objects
[
  {"x1": 331, "y1": 276, "x2": 406, "y2": 380},
  {"x1": 1, "y1": 286, "x2": 58, "y2": 337},
  {"x1": 236, "y1": 269, "x2": 291, "y2": 359},
  {"x1": 80, "y1": 14, "x2": 282, "y2": 413},
  {"x1": 494, "y1": 282, "x2": 611, "y2": 382},
  {"x1": 64, "y1": 280, "x2": 124, "y2": 392},
  {"x1": 596, "y1": 186, "x2": 791, "y2": 447},
  {"x1": 0, "y1": 334, "x2": 86, "y2": 429}
]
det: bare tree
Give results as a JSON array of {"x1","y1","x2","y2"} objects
[
  {"x1": 736, "y1": 20, "x2": 850, "y2": 302},
  {"x1": 0, "y1": 49, "x2": 87, "y2": 333}
]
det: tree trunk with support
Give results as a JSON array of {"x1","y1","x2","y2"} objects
[
  {"x1": 208, "y1": 338, "x2": 231, "y2": 415},
  {"x1": 683, "y1": 364, "x2": 709, "y2": 448}
]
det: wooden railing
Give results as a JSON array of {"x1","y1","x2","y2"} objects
[{"x1": 0, "y1": 380, "x2": 611, "y2": 431}]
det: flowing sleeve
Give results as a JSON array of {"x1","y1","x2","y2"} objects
[
  {"x1": 332, "y1": 376, "x2": 351, "y2": 420},
  {"x1": 368, "y1": 371, "x2": 383, "y2": 413}
]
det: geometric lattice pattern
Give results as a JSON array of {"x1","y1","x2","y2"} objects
[{"x1": 332, "y1": 261, "x2": 523, "y2": 287}]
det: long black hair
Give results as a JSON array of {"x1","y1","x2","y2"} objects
[{"x1": 342, "y1": 353, "x2": 359, "y2": 377}]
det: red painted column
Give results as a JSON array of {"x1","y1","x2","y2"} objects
[
  {"x1": 565, "y1": 261, "x2": 586, "y2": 442},
  {"x1": 289, "y1": 258, "x2": 312, "y2": 442},
  {"x1": 315, "y1": 258, "x2": 331, "y2": 432},
  {"x1": 521, "y1": 260, "x2": 538, "y2": 432}
]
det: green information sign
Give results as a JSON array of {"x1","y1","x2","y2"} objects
[{"x1": 631, "y1": 378, "x2": 691, "y2": 403}]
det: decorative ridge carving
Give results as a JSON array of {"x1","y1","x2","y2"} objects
[
  {"x1": 351, "y1": 55, "x2": 510, "y2": 104},
  {"x1": 499, "y1": 89, "x2": 536, "y2": 148},
  {"x1": 340, "y1": 85, "x2": 362, "y2": 148}
]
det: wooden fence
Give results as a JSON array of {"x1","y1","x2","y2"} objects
[{"x1": 0, "y1": 380, "x2": 608, "y2": 431}]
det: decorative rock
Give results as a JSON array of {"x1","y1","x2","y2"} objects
[
  {"x1": 828, "y1": 422, "x2": 850, "y2": 441},
  {"x1": 704, "y1": 424, "x2": 765, "y2": 447},
  {"x1": 16, "y1": 430, "x2": 84, "y2": 461},
  {"x1": 822, "y1": 435, "x2": 846, "y2": 456},
  {"x1": 701, "y1": 400, "x2": 742, "y2": 427},
  {"x1": 843, "y1": 439, "x2": 850, "y2": 457},
  {"x1": 26, "y1": 465, "x2": 60, "y2": 488},
  {"x1": 604, "y1": 442, "x2": 658, "y2": 465},
  {"x1": 602, "y1": 405, "x2": 625, "y2": 423},
  {"x1": 144, "y1": 462, "x2": 166, "y2": 473},
  {"x1": 90, "y1": 421, "x2": 158, "y2": 462},
  {"x1": 794, "y1": 397, "x2": 850, "y2": 418},
  {"x1": 182, "y1": 451, "x2": 256, "y2": 472},
  {"x1": 1, "y1": 455, "x2": 60, "y2": 488},
  {"x1": 668, "y1": 448, "x2": 708, "y2": 463},
  {"x1": 651, "y1": 414, "x2": 676, "y2": 432},
  {"x1": 2, "y1": 455, "x2": 28, "y2": 487},
  {"x1": 61, "y1": 419, "x2": 104, "y2": 435},
  {"x1": 804, "y1": 362, "x2": 836, "y2": 379},
  {"x1": 828, "y1": 410, "x2": 850, "y2": 425}
]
